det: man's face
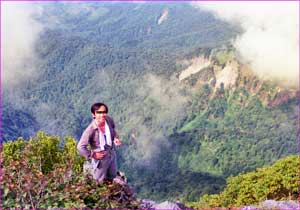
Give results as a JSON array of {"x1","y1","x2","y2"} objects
[{"x1": 93, "y1": 105, "x2": 107, "y2": 124}]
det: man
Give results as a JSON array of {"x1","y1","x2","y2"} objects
[{"x1": 77, "y1": 102, "x2": 122, "y2": 183}]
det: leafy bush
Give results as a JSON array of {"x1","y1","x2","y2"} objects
[
  {"x1": 2, "y1": 132, "x2": 139, "y2": 209},
  {"x1": 189, "y1": 155, "x2": 298, "y2": 208}
]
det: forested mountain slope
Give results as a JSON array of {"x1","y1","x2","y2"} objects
[
  {"x1": 189, "y1": 155, "x2": 298, "y2": 208},
  {"x1": 3, "y1": 2, "x2": 297, "y2": 202}
]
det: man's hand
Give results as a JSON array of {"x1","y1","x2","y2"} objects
[
  {"x1": 92, "y1": 151, "x2": 106, "y2": 160},
  {"x1": 114, "y1": 137, "x2": 122, "y2": 146}
]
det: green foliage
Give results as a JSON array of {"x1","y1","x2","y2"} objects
[
  {"x1": 2, "y1": 137, "x2": 27, "y2": 163},
  {"x1": 123, "y1": 139, "x2": 226, "y2": 203},
  {"x1": 214, "y1": 49, "x2": 235, "y2": 66},
  {"x1": 28, "y1": 132, "x2": 62, "y2": 173},
  {"x1": 190, "y1": 155, "x2": 299, "y2": 208},
  {"x1": 3, "y1": 131, "x2": 85, "y2": 174},
  {"x1": 63, "y1": 136, "x2": 86, "y2": 173},
  {"x1": 177, "y1": 86, "x2": 297, "y2": 177},
  {"x1": 2, "y1": 132, "x2": 139, "y2": 209}
]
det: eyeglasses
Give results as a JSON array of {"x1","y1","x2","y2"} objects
[{"x1": 95, "y1": 111, "x2": 107, "y2": 114}]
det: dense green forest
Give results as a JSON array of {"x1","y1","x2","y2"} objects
[
  {"x1": 188, "y1": 155, "x2": 299, "y2": 208},
  {"x1": 124, "y1": 79, "x2": 297, "y2": 201},
  {"x1": 3, "y1": 2, "x2": 298, "y2": 202}
]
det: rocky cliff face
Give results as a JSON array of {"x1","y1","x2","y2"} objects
[
  {"x1": 157, "y1": 9, "x2": 169, "y2": 25},
  {"x1": 214, "y1": 59, "x2": 238, "y2": 89},
  {"x1": 178, "y1": 48, "x2": 297, "y2": 107},
  {"x1": 179, "y1": 56, "x2": 211, "y2": 81}
]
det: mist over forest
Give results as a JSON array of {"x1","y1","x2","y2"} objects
[{"x1": 2, "y1": 1, "x2": 298, "y2": 203}]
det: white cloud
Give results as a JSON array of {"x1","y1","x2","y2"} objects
[
  {"x1": 2, "y1": 2, "x2": 43, "y2": 88},
  {"x1": 194, "y1": 1, "x2": 299, "y2": 87}
]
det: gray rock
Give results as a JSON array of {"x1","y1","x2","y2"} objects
[
  {"x1": 260, "y1": 200, "x2": 300, "y2": 210},
  {"x1": 277, "y1": 201, "x2": 300, "y2": 209},
  {"x1": 140, "y1": 200, "x2": 190, "y2": 210},
  {"x1": 140, "y1": 199, "x2": 156, "y2": 209},
  {"x1": 261, "y1": 200, "x2": 278, "y2": 209},
  {"x1": 241, "y1": 206, "x2": 259, "y2": 210},
  {"x1": 154, "y1": 201, "x2": 181, "y2": 210}
]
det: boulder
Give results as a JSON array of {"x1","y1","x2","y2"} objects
[{"x1": 260, "y1": 200, "x2": 300, "y2": 210}]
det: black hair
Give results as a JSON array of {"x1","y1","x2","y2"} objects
[{"x1": 91, "y1": 102, "x2": 109, "y2": 114}]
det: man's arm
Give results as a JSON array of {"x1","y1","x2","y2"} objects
[{"x1": 77, "y1": 127, "x2": 92, "y2": 159}]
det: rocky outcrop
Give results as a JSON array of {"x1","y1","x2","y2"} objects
[
  {"x1": 179, "y1": 56, "x2": 211, "y2": 81},
  {"x1": 140, "y1": 200, "x2": 191, "y2": 210},
  {"x1": 158, "y1": 9, "x2": 169, "y2": 25},
  {"x1": 267, "y1": 89, "x2": 297, "y2": 108},
  {"x1": 242, "y1": 200, "x2": 300, "y2": 210},
  {"x1": 214, "y1": 60, "x2": 238, "y2": 89},
  {"x1": 178, "y1": 49, "x2": 296, "y2": 108}
]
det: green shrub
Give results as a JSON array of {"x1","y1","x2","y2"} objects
[
  {"x1": 2, "y1": 132, "x2": 139, "y2": 209},
  {"x1": 192, "y1": 155, "x2": 298, "y2": 208}
]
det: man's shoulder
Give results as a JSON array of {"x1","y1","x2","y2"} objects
[
  {"x1": 107, "y1": 115, "x2": 116, "y2": 123},
  {"x1": 106, "y1": 115, "x2": 113, "y2": 121},
  {"x1": 106, "y1": 116, "x2": 115, "y2": 127},
  {"x1": 84, "y1": 120, "x2": 98, "y2": 133}
]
